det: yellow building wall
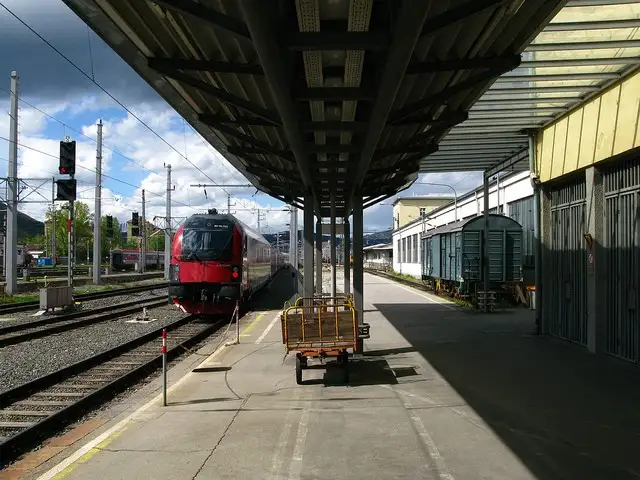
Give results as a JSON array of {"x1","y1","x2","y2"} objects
[
  {"x1": 393, "y1": 198, "x2": 452, "y2": 228},
  {"x1": 536, "y1": 69, "x2": 640, "y2": 183}
]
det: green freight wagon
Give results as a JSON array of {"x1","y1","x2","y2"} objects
[{"x1": 421, "y1": 214, "x2": 523, "y2": 298}]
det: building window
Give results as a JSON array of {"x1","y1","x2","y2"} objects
[
  {"x1": 397, "y1": 239, "x2": 401, "y2": 263},
  {"x1": 412, "y1": 233, "x2": 418, "y2": 263},
  {"x1": 402, "y1": 237, "x2": 406, "y2": 263}
]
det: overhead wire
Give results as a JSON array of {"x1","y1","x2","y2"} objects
[{"x1": 0, "y1": 1, "x2": 260, "y2": 206}]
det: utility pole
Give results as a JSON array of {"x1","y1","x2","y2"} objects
[
  {"x1": 51, "y1": 179, "x2": 56, "y2": 261},
  {"x1": 257, "y1": 209, "x2": 260, "y2": 232},
  {"x1": 6, "y1": 71, "x2": 19, "y2": 294},
  {"x1": 227, "y1": 194, "x2": 231, "y2": 214},
  {"x1": 141, "y1": 188, "x2": 146, "y2": 273},
  {"x1": 67, "y1": 199, "x2": 74, "y2": 287},
  {"x1": 93, "y1": 120, "x2": 102, "y2": 284},
  {"x1": 164, "y1": 164, "x2": 172, "y2": 280}
]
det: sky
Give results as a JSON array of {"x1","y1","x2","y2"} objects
[{"x1": 0, "y1": 0, "x2": 484, "y2": 235}]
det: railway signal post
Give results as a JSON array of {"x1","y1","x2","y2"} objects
[
  {"x1": 5, "y1": 71, "x2": 19, "y2": 294},
  {"x1": 58, "y1": 136, "x2": 77, "y2": 288},
  {"x1": 93, "y1": 120, "x2": 103, "y2": 284}
]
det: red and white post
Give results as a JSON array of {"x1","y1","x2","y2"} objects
[
  {"x1": 235, "y1": 300, "x2": 240, "y2": 344},
  {"x1": 162, "y1": 328, "x2": 167, "y2": 406}
]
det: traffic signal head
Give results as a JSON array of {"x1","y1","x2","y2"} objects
[
  {"x1": 59, "y1": 140, "x2": 76, "y2": 175},
  {"x1": 56, "y1": 179, "x2": 77, "y2": 201},
  {"x1": 106, "y1": 215, "x2": 114, "y2": 236},
  {"x1": 132, "y1": 212, "x2": 139, "y2": 226}
]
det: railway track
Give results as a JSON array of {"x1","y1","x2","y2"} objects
[
  {"x1": 0, "y1": 315, "x2": 222, "y2": 464},
  {"x1": 0, "y1": 298, "x2": 169, "y2": 347},
  {"x1": 0, "y1": 283, "x2": 168, "y2": 315}
]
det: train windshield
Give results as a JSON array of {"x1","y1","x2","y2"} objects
[{"x1": 181, "y1": 220, "x2": 234, "y2": 261}]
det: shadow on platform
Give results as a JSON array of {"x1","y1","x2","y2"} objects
[
  {"x1": 374, "y1": 302, "x2": 640, "y2": 480},
  {"x1": 249, "y1": 269, "x2": 297, "y2": 311}
]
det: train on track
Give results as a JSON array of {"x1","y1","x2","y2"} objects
[
  {"x1": 421, "y1": 214, "x2": 524, "y2": 307},
  {"x1": 110, "y1": 249, "x2": 165, "y2": 271},
  {"x1": 169, "y1": 209, "x2": 288, "y2": 315}
]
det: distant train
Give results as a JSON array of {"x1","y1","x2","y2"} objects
[
  {"x1": 110, "y1": 249, "x2": 165, "y2": 271},
  {"x1": 421, "y1": 214, "x2": 524, "y2": 306},
  {"x1": 169, "y1": 209, "x2": 288, "y2": 315}
]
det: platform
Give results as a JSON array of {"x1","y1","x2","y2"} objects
[{"x1": 15, "y1": 273, "x2": 640, "y2": 480}]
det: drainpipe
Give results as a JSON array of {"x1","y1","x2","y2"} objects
[{"x1": 528, "y1": 134, "x2": 542, "y2": 335}]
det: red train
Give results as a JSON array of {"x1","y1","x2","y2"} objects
[{"x1": 169, "y1": 209, "x2": 287, "y2": 315}]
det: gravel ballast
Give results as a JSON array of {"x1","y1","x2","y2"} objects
[
  {"x1": 0, "y1": 287, "x2": 168, "y2": 326},
  {"x1": 0, "y1": 303, "x2": 194, "y2": 394}
]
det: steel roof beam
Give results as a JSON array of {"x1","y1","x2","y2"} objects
[
  {"x1": 526, "y1": 39, "x2": 640, "y2": 51},
  {"x1": 150, "y1": 0, "x2": 250, "y2": 40},
  {"x1": 390, "y1": 110, "x2": 468, "y2": 127},
  {"x1": 495, "y1": 72, "x2": 620, "y2": 82},
  {"x1": 375, "y1": 143, "x2": 439, "y2": 159},
  {"x1": 285, "y1": 32, "x2": 389, "y2": 51},
  {"x1": 310, "y1": 144, "x2": 361, "y2": 154},
  {"x1": 486, "y1": 85, "x2": 601, "y2": 94},
  {"x1": 293, "y1": 87, "x2": 375, "y2": 102},
  {"x1": 483, "y1": 148, "x2": 529, "y2": 178},
  {"x1": 216, "y1": 123, "x2": 294, "y2": 162},
  {"x1": 420, "y1": 0, "x2": 502, "y2": 38},
  {"x1": 406, "y1": 54, "x2": 522, "y2": 74},
  {"x1": 544, "y1": 19, "x2": 640, "y2": 31},
  {"x1": 148, "y1": 57, "x2": 263, "y2": 75},
  {"x1": 150, "y1": 66, "x2": 281, "y2": 124},
  {"x1": 520, "y1": 57, "x2": 640, "y2": 68},
  {"x1": 300, "y1": 121, "x2": 367, "y2": 133},
  {"x1": 227, "y1": 145, "x2": 293, "y2": 162},
  {"x1": 346, "y1": 1, "x2": 432, "y2": 213},
  {"x1": 199, "y1": 114, "x2": 278, "y2": 127},
  {"x1": 389, "y1": 55, "x2": 521, "y2": 124},
  {"x1": 240, "y1": 0, "x2": 319, "y2": 210},
  {"x1": 474, "y1": 96, "x2": 583, "y2": 105}
]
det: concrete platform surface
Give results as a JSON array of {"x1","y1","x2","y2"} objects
[{"x1": 27, "y1": 273, "x2": 640, "y2": 480}]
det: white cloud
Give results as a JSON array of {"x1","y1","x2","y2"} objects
[{"x1": 3, "y1": 95, "x2": 489, "y2": 237}]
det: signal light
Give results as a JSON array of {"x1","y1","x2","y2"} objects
[
  {"x1": 232, "y1": 271, "x2": 239, "y2": 279},
  {"x1": 232, "y1": 266, "x2": 239, "y2": 279},
  {"x1": 59, "y1": 140, "x2": 76, "y2": 176},
  {"x1": 56, "y1": 179, "x2": 77, "y2": 201}
]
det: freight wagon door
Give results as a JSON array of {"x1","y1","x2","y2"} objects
[{"x1": 462, "y1": 232, "x2": 481, "y2": 281}]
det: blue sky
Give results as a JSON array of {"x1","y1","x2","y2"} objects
[{"x1": 0, "y1": 0, "x2": 484, "y2": 233}]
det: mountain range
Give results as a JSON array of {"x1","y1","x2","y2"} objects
[{"x1": 0, "y1": 203, "x2": 45, "y2": 241}]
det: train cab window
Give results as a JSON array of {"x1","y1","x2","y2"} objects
[{"x1": 182, "y1": 219, "x2": 234, "y2": 261}]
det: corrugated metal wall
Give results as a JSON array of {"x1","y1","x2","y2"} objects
[
  {"x1": 602, "y1": 155, "x2": 640, "y2": 363},
  {"x1": 508, "y1": 196, "x2": 535, "y2": 266},
  {"x1": 545, "y1": 175, "x2": 588, "y2": 345}
]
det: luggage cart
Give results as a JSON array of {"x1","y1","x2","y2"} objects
[{"x1": 281, "y1": 295, "x2": 370, "y2": 384}]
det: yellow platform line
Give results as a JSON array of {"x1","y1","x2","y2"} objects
[{"x1": 240, "y1": 312, "x2": 265, "y2": 337}]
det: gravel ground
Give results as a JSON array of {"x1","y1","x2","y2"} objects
[
  {"x1": 0, "y1": 287, "x2": 168, "y2": 326},
  {"x1": 0, "y1": 303, "x2": 189, "y2": 394}
]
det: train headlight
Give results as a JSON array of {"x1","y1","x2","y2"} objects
[{"x1": 170, "y1": 263, "x2": 180, "y2": 282}]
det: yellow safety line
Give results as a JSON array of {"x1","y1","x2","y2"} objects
[{"x1": 240, "y1": 312, "x2": 265, "y2": 336}]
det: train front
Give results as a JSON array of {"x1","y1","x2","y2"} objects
[{"x1": 169, "y1": 212, "x2": 243, "y2": 315}]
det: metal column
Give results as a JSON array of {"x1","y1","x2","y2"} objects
[
  {"x1": 303, "y1": 196, "x2": 315, "y2": 302},
  {"x1": 483, "y1": 175, "x2": 490, "y2": 312},
  {"x1": 529, "y1": 136, "x2": 541, "y2": 334},
  {"x1": 93, "y1": 120, "x2": 103, "y2": 284},
  {"x1": 164, "y1": 164, "x2": 172, "y2": 279},
  {"x1": 352, "y1": 196, "x2": 364, "y2": 353},
  {"x1": 5, "y1": 71, "x2": 18, "y2": 294},
  {"x1": 315, "y1": 218, "x2": 323, "y2": 294},
  {"x1": 343, "y1": 218, "x2": 351, "y2": 295},
  {"x1": 51, "y1": 180, "x2": 56, "y2": 260},
  {"x1": 330, "y1": 195, "x2": 337, "y2": 298}
]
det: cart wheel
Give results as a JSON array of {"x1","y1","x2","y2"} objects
[{"x1": 295, "y1": 355, "x2": 303, "y2": 385}]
